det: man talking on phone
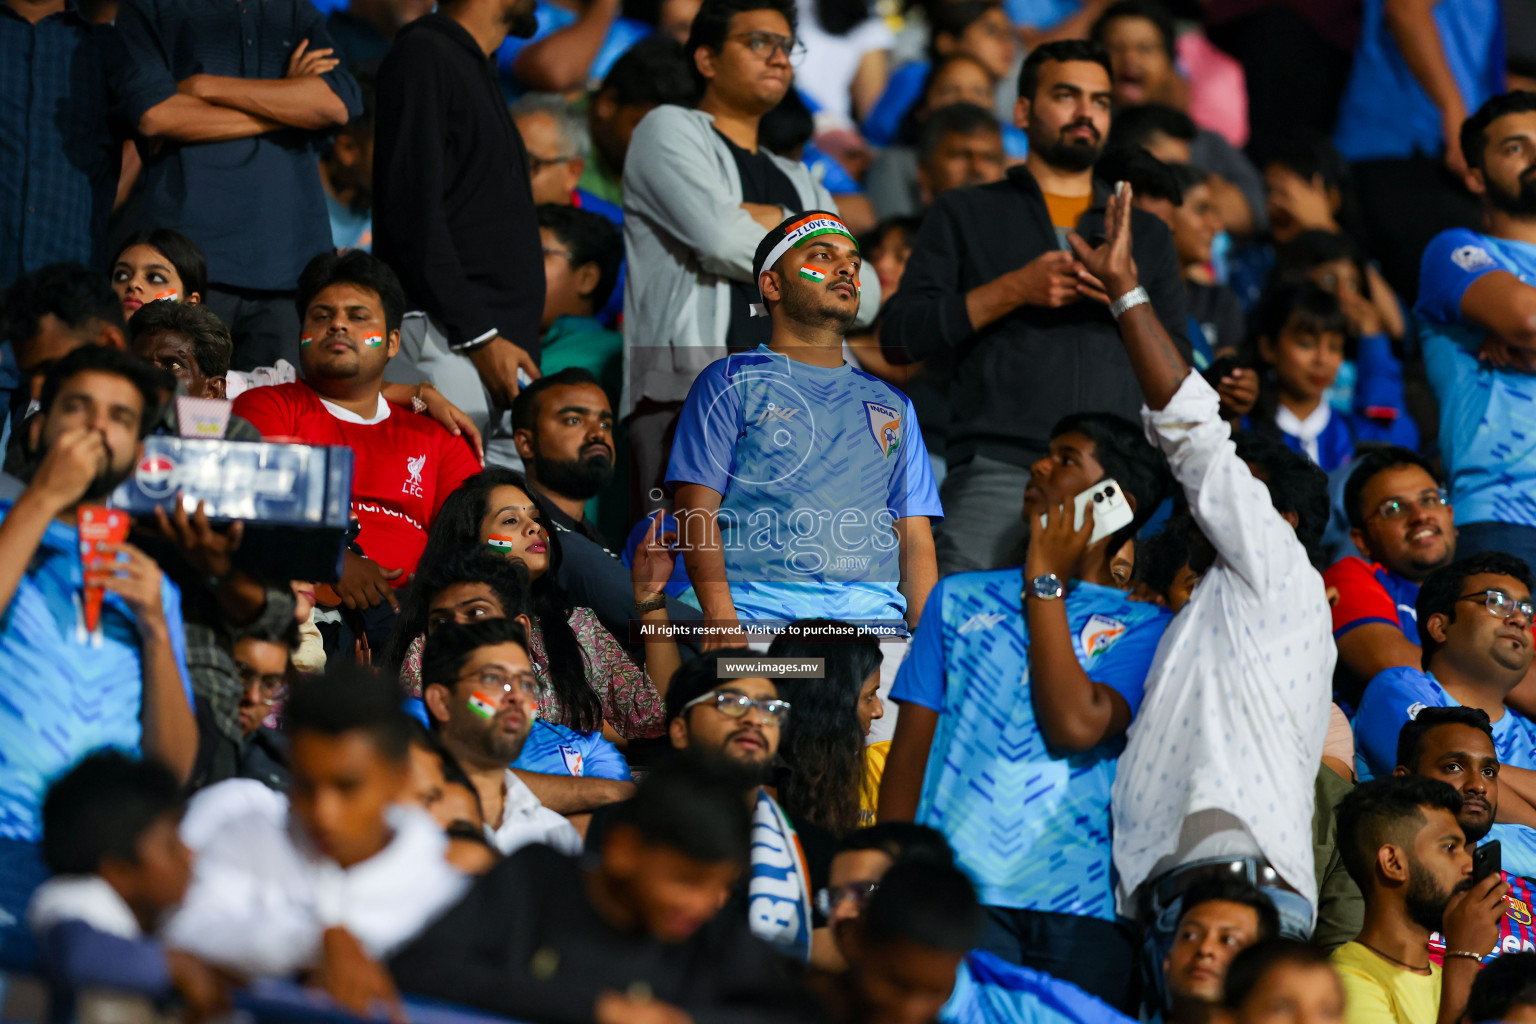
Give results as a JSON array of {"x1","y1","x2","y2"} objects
[
  {"x1": 877, "y1": 412, "x2": 1173, "y2": 1011},
  {"x1": 1395, "y1": 706, "x2": 1536, "y2": 963}
]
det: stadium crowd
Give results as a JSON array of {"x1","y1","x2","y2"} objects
[{"x1": 7, "y1": 0, "x2": 1536, "y2": 1020}]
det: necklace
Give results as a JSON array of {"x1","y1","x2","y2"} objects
[{"x1": 1357, "y1": 940, "x2": 1431, "y2": 973}]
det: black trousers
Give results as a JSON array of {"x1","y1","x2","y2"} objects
[
  {"x1": 205, "y1": 284, "x2": 303, "y2": 372},
  {"x1": 976, "y1": 906, "x2": 1139, "y2": 1013}
]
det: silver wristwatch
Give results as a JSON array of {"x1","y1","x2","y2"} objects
[{"x1": 1025, "y1": 573, "x2": 1065, "y2": 601}]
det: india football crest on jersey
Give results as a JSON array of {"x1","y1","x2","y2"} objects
[
  {"x1": 1079, "y1": 614, "x2": 1127, "y2": 658},
  {"x1": 864, "y1": 401, "x2": 901, "y2": 459}
]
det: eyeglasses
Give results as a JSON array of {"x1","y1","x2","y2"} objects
[
  {"x1": 727, "y1": 31, "x2": 806, "y2": 65},
  {"x1": 1367, "y1": 488, "x2": 1450, "y2": 522},
  {"x1": 814, "y1": 881, "x2": 879, "y2": 917},
  {"x1": 455, "y1": 665, "x2": 545, "y2": 703},
  {"x1": 1456, "y1": 590, "x2": 1536, "y2": 622},
  {"x1": 237, "y1": 660, "x2": 287, "y2": 702},
  {"x1": 528, "y1": 154, "x2": 576, "y2": 175},
  {"x1": 682, "y1": 689, "x2": 792, "y2": 724}
]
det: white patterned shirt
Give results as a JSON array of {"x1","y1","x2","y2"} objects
[{"x1": 1112, "y1": 372, "x2": 1335, "y2": 922}]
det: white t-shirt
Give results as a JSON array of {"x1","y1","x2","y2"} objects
[
  {"x1": 487, "y1": 769, "x2": 584, "y2": 857},
  {"x1": 795, "y1": 0, "x2": 895, "y2": 126},
  {"x1": 163, "y1": 802, "x2": 468, "y2": 977}
]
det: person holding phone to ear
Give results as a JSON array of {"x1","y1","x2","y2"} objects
[
  {"x1": 876, "y1": 411, "x2": 1173, "y2": 1011},
  {"x1": 1394, "y1": 706, "x2": 1536, "y2": 965}
]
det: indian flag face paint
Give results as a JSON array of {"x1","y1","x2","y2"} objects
[
  {"x1": 363, "y1": 333, "x2": 384, "y2": 348},
  {"x1": 487, "y1": 534, "x2": 517, "y2": 554},
  {"x1": 152, "y1": 289, "x2": 180, "y2": 303},
  {"x1": 300, "y1": 334, "x2": 313, "y2": 348},
  {"x1": 798, "y1": 265, "x2": 825, "y2": 282},
  {"x1": 468, "y1": 691, "x2": 498, "y2": 719}
]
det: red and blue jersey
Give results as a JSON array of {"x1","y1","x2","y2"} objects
[
  {"x1": 1323, "y1": 556, "x2": 1420, "y2": 643},
  {"x1": 1430, "y1": 869, "x2": 1536, "y2": 963}
]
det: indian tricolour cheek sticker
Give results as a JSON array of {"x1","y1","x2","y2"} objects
[
  {"x1": 363, "y1": 333, "x2": 384, "y2": 348},
  {"x1": 486, "y1": 534, "x2": 516, "y2": 554},
  {"x1": 300, "y1": 334, "x2": 313, "y2": 348},
  {"x1": 152, "y1": 290, "x2": 180, "y2": 303},
  {"x1": 798, "y1": 265, "x2": 825, "y2": 282},
  {"x1": 468, "y1": 692, "x2": 497, "y2": 719}
]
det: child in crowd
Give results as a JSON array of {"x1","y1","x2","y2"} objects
[
  {"x1": 1246, "y1": 279, "x2": 1417, "y2": 472},
  {"x1": 536, "y1": 204, "x2": 624, "y2": 412},
  {"x1": 28, "y1": 751, "x2": 227, "y2": 1021}
]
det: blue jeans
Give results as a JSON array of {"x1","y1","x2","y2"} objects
[
  {"x1": 0, "y1": 838, "x2": 49, "y2": 970},
  {"x1": 1455, "y1": 521, "x2": 1536, "y2": 574},
  {"x1": 1141, "y1": 863, "x2": 1312, "y2": 1015}
]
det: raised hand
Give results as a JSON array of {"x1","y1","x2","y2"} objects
[{"x1": 1067, "y1": 181, "x2": 1139, "y2": 301}]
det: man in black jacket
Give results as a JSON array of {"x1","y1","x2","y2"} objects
[
  {"x1": 373, "y1": 0, "x2": 544, "y2": 470},
  {"x1": 389, "y1": 762, "x2": 816, "y2": 1024},
  {"x1": 883, "y1": 39, "x2": 1190, "y2": 576}
]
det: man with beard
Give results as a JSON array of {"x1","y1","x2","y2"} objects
[
  {"x1": 883, "y1": 39, "x2": 1191, "y2": 575},
  {"x1": 668, "y1": 212, "x2": 940, "y2": 650},
  {"x1": 1332, "y1": 776, "x2": 1509, "y2": 1024},
  {"x1": 512, "y1": 369, "x2": 618, "y2": 552},
  {"x1": 1395, "y1": 707, "x2": 1536, "y2": 961},
  {"x1": 373, "y1": 0, "x2": 544, "y2": 470},
  {"x1": 1325, "y1": 448, "x2": 1458, "y2": 708},
  {"x1": 419, "y1": 618, "x2": 582, "y2": 856},
  {"x1": 661, "y1": 649, "x2": 817, "y2": 961},
  {"x1": 622, "y1": 0, "x2": 879, "y2": 518},
  {"x1": 1417, "y1": 93, "x2": 1536, "y2": 574},
  {"x1": 232, "y1": 251, "x2": 481, "y2": 650},
  {"x1": 0, "y1": 345, "x2": 197, "y2": 964}
]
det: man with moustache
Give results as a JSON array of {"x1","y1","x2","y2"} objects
[
  {"x1": 660, "y1": 650, "x2": 816, "y2": 962},
  {"x1": 883, "y1": 39, "x2": 1192, "y2": 575},
  {"x1": 419, "y1": 619, "x2": 583, "y2": 857},
  {"x1": 1332, "y1": 776, "x2": 1510, "y2": 1024},
  {"x1": 1395, "y1": 707, "x2": 1536, "y2": 960},
  {"x1": 373, "y1": 0, "x2": 545, "y2": 470},
  {"x1": 232, "y1": 251, "x2": 481, "y2": 650},
  {"x1": 511, "y1": 367, "x2": 617, "y2": 552},
  {"x1": 1354, "y1": 553, "x2": 1536, "y2": 796},
  {"x1": 622, "y1": 0, "x2": 879, "y2": 516},
  {"x1": 1417, "y1": 93, "x2": 1536, "y2": 574},
  {"x1": 668, "y1": 212, "x2": 940, "y2": 646},
  {"x1": 0, "y1": 346, "x2": 197, "y2": 964}
]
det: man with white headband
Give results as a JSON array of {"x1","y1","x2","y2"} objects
[{"x1": 667, "y1": 211, "x2": 941, "y2": 721}]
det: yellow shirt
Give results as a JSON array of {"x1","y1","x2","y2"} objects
[
  {"x1": 1331, "y1": 942, "x2": 1440, "y2": 1024},
  {"x1": 859, "y1": 741, "x2": 890, "y2": 827}
]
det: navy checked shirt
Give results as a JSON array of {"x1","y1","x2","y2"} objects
[
  {"x1": 0, "y1": 0, "x2": 122, "y2": 289},
  {"x1": 115, "y1": 0, "x2": 361, "y2": 291}
]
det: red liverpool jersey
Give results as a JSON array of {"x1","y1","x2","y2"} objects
[{"x1": 233, "y1": 383, "x2": 479, "y2": 581}]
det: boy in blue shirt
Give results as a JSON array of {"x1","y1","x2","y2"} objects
[
  {"x1": 878, "y1": 409, "x2": 1172, "y2": 1013},
  {"x1": 668, "y1": 212, "x2": 941, "y2": 638},
  {"x1": 1417, "y1": 92, "x2": 1536, "y2": 572}
]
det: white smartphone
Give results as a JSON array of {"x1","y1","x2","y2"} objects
[{"x1": 1039, "y1": 478, "x2": 1135, "y2": 546}]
